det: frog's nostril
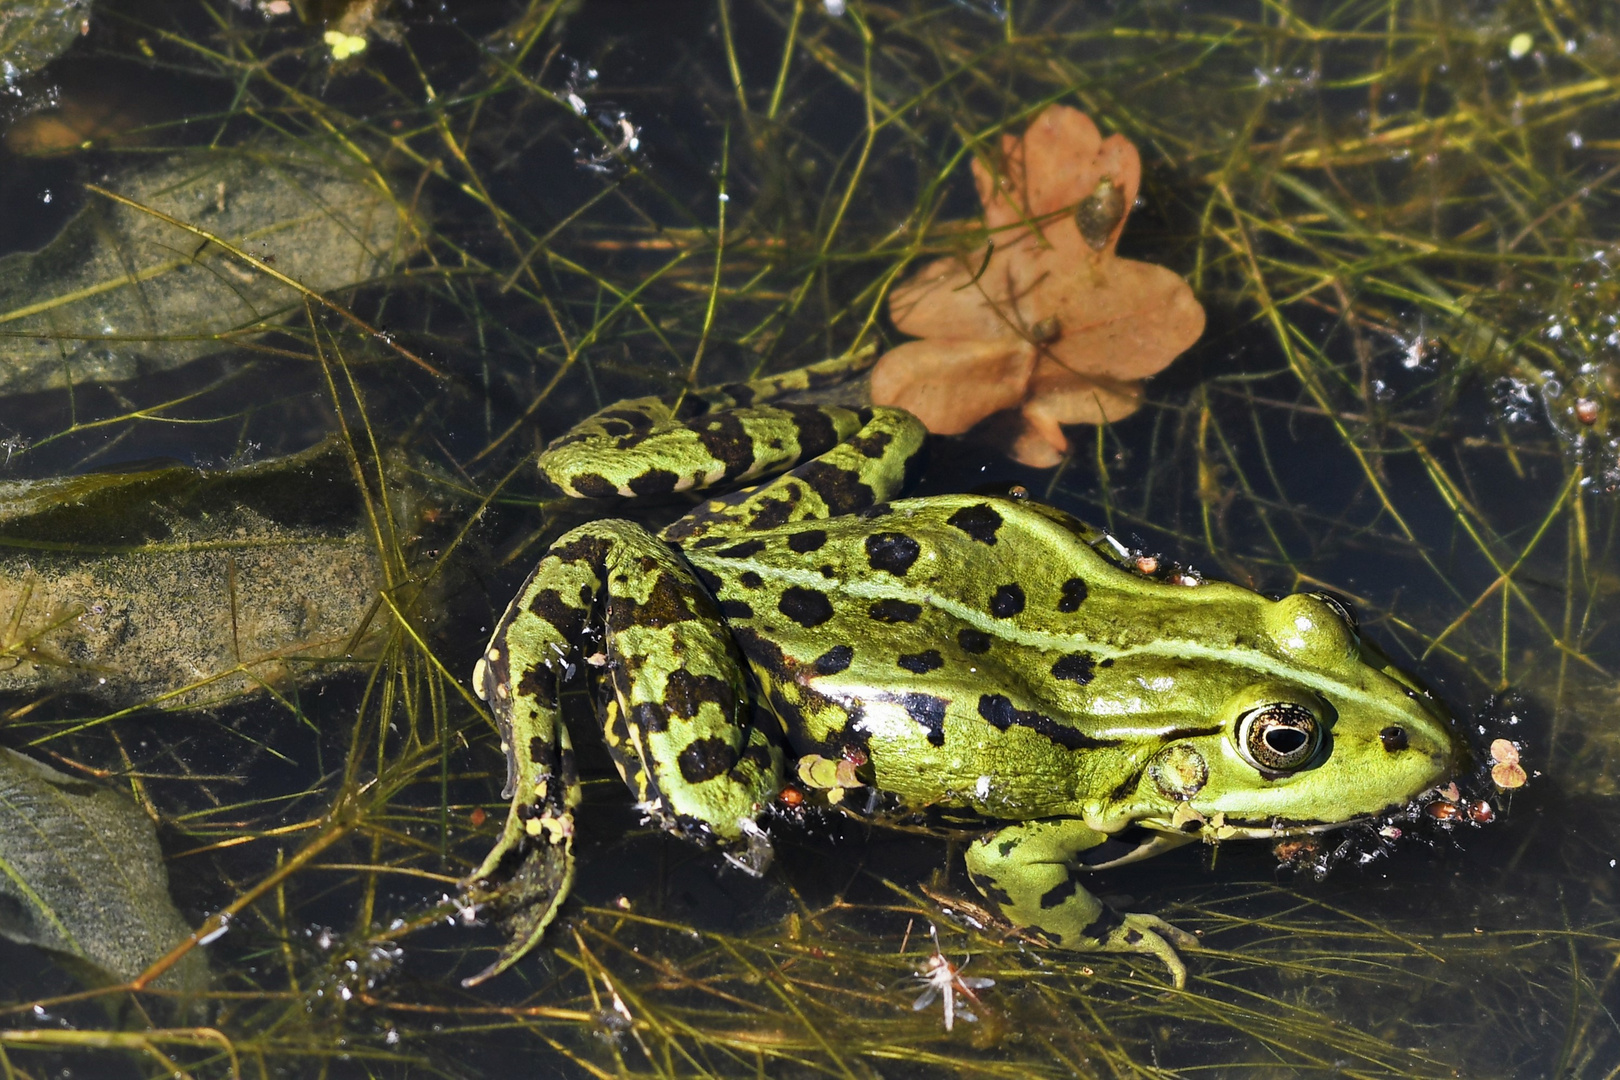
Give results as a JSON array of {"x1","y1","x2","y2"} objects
[{"x1": 1379, "y1": 726, "x2": 1408, "y2": 752}]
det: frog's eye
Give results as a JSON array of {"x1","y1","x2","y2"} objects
[
  {"x1": 1307, "y1": 591, "x2": 1359, "y2": 634},
  {"x1": 1237, "y1": 703, "x2": 1321, "y2": 772}
]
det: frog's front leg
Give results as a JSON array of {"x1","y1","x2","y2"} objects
[
  {"x1": 964, "y1": 819, "x2": 1199, "y2": 988},
  {"x1": 465, "y1": 520, "x2": 781, "y2": 983}
]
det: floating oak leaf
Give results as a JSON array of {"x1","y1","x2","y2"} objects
[{"x1": 872, "y1": 105, "x2": 1205, "y2": 467}]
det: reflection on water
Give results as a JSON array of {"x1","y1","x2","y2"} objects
[{"x1": 0, "y1": 1, "x2": 1618, "y2": 1076}]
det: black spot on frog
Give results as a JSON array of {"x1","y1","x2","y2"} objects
[
  {"x1": 897, "y1": 649, "x2": 943, "y2": 674},
  {"x1": 800, "y1": 461, "x2": 875, "y2": 514},
  {"x1": 696, "y1": 413, "x2": 756, "y2": 480},
  {"x1": 978, "y1": 693, "x2": 1114, "y2": 750},
  {"x1": 677, "y1": 737, "x2": 739, "y2": 783},
  {"x1": 899, "y1": 692, "x2": 948, "y2": 747},
  {"x1": 957, "y1": 628, "x2": 992, "y2": 654},
  {"x1": 1050, "y1": 653, "x2": 1096, "y2": 685},
  {"x1": 787, "y1": 529, "x2": 827, "y2": 553},
  {"x1": 779, "y1": 586, "x2": 835, "y2": 628},
  {"x1": 813, "y1": 645, "x2": 854, "y2": 675},
  {"x1": 1058, "y1": 577, "x2": 1089, "y2": 612},
  {"x1": 570, "y1": 473, "x2": 617, "y2": 498},
  {"x1": 990, "y1": 584, "x2": 1026, "y2": 618},
  {"x1": 529, "y1": 588, "x2": 586, "y2": 641},
  {"x1": 516, "y1": 662, "x2": 558, "y2": 708},
  {"x1": 714, "y1": 539, "x2": 766, "y2": 558},
  {"x1": 627, "y1": 469, "x2": 679, "y2": 496},
  {"x1": 865, "y1": 532, "x2": 921, "y2": 575},
  {"x1": 869, "y1": 599, "x2": 922, "y2": 623},
  {"x1": 1039, "y1": 872, "x2": 1080, "y2": 910},
  {"x1": 664, "y1": 669, "x2": 735, "y2": 721},
  {"x1": 947, "y1": 503, "x2": 1003, "y2": 544}
]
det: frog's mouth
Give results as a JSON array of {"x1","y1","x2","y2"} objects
[
  {"x1": 1073, "y1": 817, "x2": 1362, "y2": 874},
  {"x1": 1136, "y1": 815, "x2": 1358, "y2": 844},
  {"x1": 1194, "y1": 818, "x2": 1352, "y2": 841},
  {"x1": 1130, "y1": 783, "x2": 1463, "y2": 850}
]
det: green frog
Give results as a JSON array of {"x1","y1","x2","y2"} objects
[{"x1": 463, "y1": 350, "x2": 1463, "y2": 987}]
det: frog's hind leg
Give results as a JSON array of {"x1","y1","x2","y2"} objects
[
  {"x1": 662, "y1": 406, "x2": 928, "y2": 544},
  {"x1": 964, "y1": 819, "x2": 1200, "y2": 988},
  {"x1": 594, "y1": 527, "x2": 783, "y2": 863},
  {"x1": 463, "y1": 528, "x2": 601, "y2": 985},
  {"x1": 467, "y1": 519, "x2": 783, "y2": 981},
  {"x1": 538, "y1": 348, "x2": 881, "y2": 499}
]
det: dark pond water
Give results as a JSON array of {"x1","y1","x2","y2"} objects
[{"x1": 1, "y1": 1, "x2": 1619, "y2": 1076}]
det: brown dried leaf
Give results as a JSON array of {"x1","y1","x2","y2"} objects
[
  {"x1": 874, "y1": 104, "x2": 1205, "y2": 467},
  {"x1": 1017, "y1": 359, "x2": 1145, "y2": 466},
  {"x1": 868, "y1": 338, "x2": 1035, "y2": 435},
  {"x1": 973, "y1": 106, "x2": 1140, "y2": 245}
]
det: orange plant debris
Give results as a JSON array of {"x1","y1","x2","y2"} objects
[{"x1": 871, "y1": 105, "x2": 1206, "y2": 467}]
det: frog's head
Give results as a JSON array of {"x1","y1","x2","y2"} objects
[{"x1": 1124, "y1": 592, "x2": 1466, "y2": 840}]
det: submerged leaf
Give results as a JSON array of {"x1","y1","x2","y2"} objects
[
  {"x1": 0, "y1": 143, "x2": 417, "y2": 394},
  {"x1": 4, "y1": 87, "x2": 155, "y2": 156},
  {"x1": 0, "y1": 747, "x2": 206, "y2": 991},
  {"x1": 0, "y1": 438, "x2": 417, "y2": 708}
]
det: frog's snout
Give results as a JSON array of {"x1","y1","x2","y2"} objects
[
  {"x1": 1375, "y1": 720, "x2": 1451, "y2": 778},
  {"x1": 1374, "y1": 697, "x2": 1464, "y2": 790}
]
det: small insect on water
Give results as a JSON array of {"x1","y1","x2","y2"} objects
[{"x1": 911, "y1": 926, "x2": 994, "y2": 1032}]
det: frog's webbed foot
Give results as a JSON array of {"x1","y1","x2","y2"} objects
[
  {"x1": 1084, "y1": 909, "x2": 1200, "y2": 989},
  {"x1": 965, "y1": 818, "x2": 1198, "y2": 989},
  {"x1": 460, "y1": 728, "x2": 579, "y2": 986},
  {"x1": 460, "y1": 805, "x2": 575, "y2": 987},
  {"x1": 464, "y1": 601, "x2": 586, "y2": 986},
  {"x1": 720, "y1": 817, "x2": 774, "y2": 877}
]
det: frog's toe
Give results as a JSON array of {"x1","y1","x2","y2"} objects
[
  {"x1": 1103, "y1": 912, "x2": 1197, "y2": 989},
  {"x1": 1143, "y1": 915, "x2": 1200, "y2": 952},
  {"x1": 719, "y1": 817, "x2": 774, "y2": 877}
]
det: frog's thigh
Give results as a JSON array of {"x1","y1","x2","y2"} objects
[
  {"x1": 663, "y1": 407, "x2": 927, "y2": 542},
  {"x1": 600, "y1": 531, "x2": 782, "y2": 857},
  {"x1": 965, "y1": 820, "x2": 1198, "y2": 988}
]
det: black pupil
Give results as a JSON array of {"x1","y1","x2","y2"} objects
[{"x1": 1265, "y1": 727, "x2": 1309, "y2": 756}]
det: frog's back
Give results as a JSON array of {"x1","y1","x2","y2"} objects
[{"x1": 681, "y1": 495, "x2": 1268, "y2": 818}]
